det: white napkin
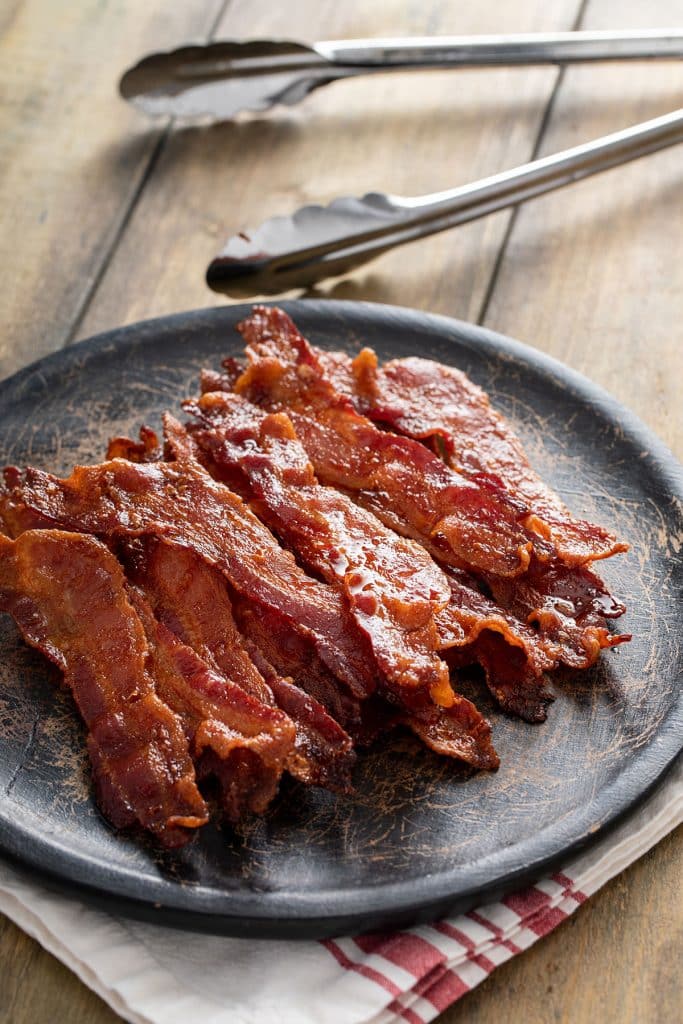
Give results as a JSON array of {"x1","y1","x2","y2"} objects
[{"x1": 1, "y1": 758, "x2": 680, "y2": 1024}]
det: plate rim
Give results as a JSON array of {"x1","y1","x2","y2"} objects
[{"x1": 0, "y1": 299, "x2": 681, "y2": 937}]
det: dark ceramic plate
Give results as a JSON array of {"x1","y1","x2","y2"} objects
[{"x1": 0, "y1": 301, "x2": 681, "y2": 938}]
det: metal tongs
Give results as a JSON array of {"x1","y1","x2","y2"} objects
[
  {"x1": 206, "y1": 109, "x2": 683, "y2": 296},
  {"x1": 120, "y1": 30, "x2": 683, "y2": 121}
]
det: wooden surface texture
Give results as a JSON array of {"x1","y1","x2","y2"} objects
[{"x1": 0, "y1": 0, "x2": 681, "y2": 1021}]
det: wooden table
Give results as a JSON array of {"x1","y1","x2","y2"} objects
[{"x1": 1, "y1": 1, "x2": 681, "y2": 1022}]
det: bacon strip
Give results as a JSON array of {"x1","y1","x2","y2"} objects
[
  {"x1": 323, "y1": 350, "x2": 627, "y2": 565},
  {"x1": 121, "y1": 536, "x2": 356, "y2": 791},
  {"x1": 0, "y1": 530, "x2": 208, "y2": 847},
  {"x1": 231, "y1": 597, "x2": 369, "y2": 738},
  {"x1": 127, "y1": 585, "x2": 295, "y2": 820},
  {"x1": 486, "y1": 559, "x2": 629, "y2": 669},
  {"x1": 187, "y1": 389, "x2": 556, "y2": 722},
  {"x1": 234, "y1": 306, "x2": 537, "y2": 580},
  {"x1": 184, "y1": 390, "x2": 455, "y2": 709},
  {"x1": 0, "y1": 457, "x2": 377, "y2": 701},
  {"x1": 435, "y1": 568, "x2": 555, "y2": 722},
  {"x1": 312, "y1": 346, "x2": 631, "y2": 668},
  {"x1": 183, "y1": 394, "x2": 500, "y2": 766},
  {"x1": 231, "y1": 307, "x2": 629, "y2": 672},
  {"x1": 106, "y1": 425, "x2": 162, "y2": 464}
]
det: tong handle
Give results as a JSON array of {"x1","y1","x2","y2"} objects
[
  {"x1": 406, "y1": 107, "x2": 683, "y2": 224},
  {"x1": 318, "y1": 29, "x2": 683, "y2": 69}
]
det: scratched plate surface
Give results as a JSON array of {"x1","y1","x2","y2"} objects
[{"x1": 0, "y1": 301, "x2": 680, "y2": 938}]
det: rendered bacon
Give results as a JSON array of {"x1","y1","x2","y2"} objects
[
  {"x1": 487, "y1": 559, "x2": 629, "y2": 669},
  {"x1": 106, "y1": 425, "x2": 162, "y2": 464},
  {"x1": 233, "y1": 308, "x2": 629, "y2": 672},
  {"x1": 0, "y1": 457, "x2": 377, "y2": 701},
  {"x1": 436, "y1": 568, "x2": 555, "y2": 722},
  {"x1": 184, "y1": 394, "x2": 502, "y2": 765},
  {"x1": 187, "y1": 390, "x2": 556, "y2": 723},
  {"x1": 121, "y1": 536, "x2": 273, "y2": 705},
  {"x1": 232, "y1": 597, "x2": 367, "y2": 735},
  {"x1": 319, "y1": 349, "x2": 627, "y2": 565},
  {"x1": 128, "y1": 585, "x2": 295, "y2": 820},
  {"x1": 184, "y1": 390, "x2": 455, "y2": 708},
  {"x1": 234, "y1": 306, "x2": 536, "y2": 579},
  {"x1": 163, "y1": 412, "x2": 249, "y2": 497},
  {"x1": 0, "y1": 530, "x2": 208, "y2": 846},
  {"x1": 318, "y1": 348, "x2": 631, "y2": 666},
  {"x1": 121, "y1": 536, "x2": 355, "y2": 791},
  {"x1": 402, "y1": 695, "x2": 499, "y2": 770}
]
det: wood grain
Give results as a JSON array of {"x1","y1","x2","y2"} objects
[
  {"x1": 0, "y1": 0, "x2": 225, "y2": 379},
  {"x1": 0, "y1": 0, "x2": 681, "y2": 1021},
  {"x1": 75, "y1": 0, "x2": 581, "y2": 339},
  {"x1": 0, "y1": 911, "x2": 121, "y2": 1024},
  {"x1": 441, "y1": 826, "x2": 682, "y2": 1024},
  {"x1": 482, "y1": 0, "x2": 683, "y2": 457}
]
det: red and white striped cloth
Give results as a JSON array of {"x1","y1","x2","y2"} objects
[
  {"x1": 0, "y1": 759, "x2": 679, "y2": 1024},
  {"x1": 323, "y1": 869, "x2": 588, "y2": 1024}
]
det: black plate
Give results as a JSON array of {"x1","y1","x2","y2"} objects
[{"x1": 0, "y1": 301, "x2": 681, "y2": 938}]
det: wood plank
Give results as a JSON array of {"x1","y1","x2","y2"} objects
[
  {"x1": 464, "y1": 0, "x2": 683, "y2": 1019},
  {"x1": 0, "y1": 0, "x2": 225, "y2": 379},
  {"x1": 2, "y1": 1, "x2": 680, "y2": 1023},
  {"x1": 482, "y1": 0, "x2": 683, "y2": 456},
  {"x1": 441, "y1": 827, "x2": 682, "y2": 1024},
  {"x1": 76, "y1": 0, "x2": 582, "y2": 340},
  {"x1": 0, "y1": 911, "x2": 120, "y2": 1024}
]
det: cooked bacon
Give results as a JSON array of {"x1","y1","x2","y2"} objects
[
  {"x1": 122, "y1": 536, "x2": 272, "y2": 705},
  {"x1": 486, "y1": 559, "x2": 630, "y2": 669},
  {"x1": 402, "y1": 694, "x2": 499, "y2": 770},
  {"x1": 435, "y1": 568, "x2": 555, "y2": 722},
  {"x1": 0, "y1": 457, "x2": 377, "y2": 700},
  {"x1": 121, "y1": 536, "x2": 355, "y2": 791},
  {"x1": 230, "y1": 307, "x2": 629, "y2": 674},
  {"x1": 106, "y1": 425, "x2": 162, "y2": 463},
  {"x1": 201, "y1": 367, "x2": 240, "y2": 394},
  {"x1": 317, "y1": 350, "x2": 631, "y2": 668},
  {"x1": 128, "y1": 585, "x2": 295, "y2": 820},
  {"x1": 234, "y1": 306, "x2": 537, "y2": 580},
  {"x1": 184, "y1": 390, "x2": 456, "y2": 709},
  {"x1": 0, "y1": 305, "x2": 635, "y2": 839},
  {"x1": 318, "y1": 349, "x2": 627, "y2": 566},
  {"x1": 225, "y1": 520, "x2": 498, "y2": 768},
  {"x1": 163, "y1": 412, "x2": 250, "y2": 497},
  {"x1": 0, "y1": 530, "x2": 208, "y2": 846},
  {"x1": 231, "y1": 597, "x2": 367, "y2": 733}
]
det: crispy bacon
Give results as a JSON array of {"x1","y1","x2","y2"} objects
[
  {"x1": 128, "y1": 585, "x2": 295, "y2": 820},
  {"x1": 231, "y1": 307, "x2": 629, "y2": 674},
  {"x1": 121, "y1": 536, "x2": 356, "y2": 791},
  {"x1": 435, "y1": 568, "x2": 555, "y2": 722},
  {"x1": 486, "y1": 559, "x2": 630, "y2": 669},
  {"x1": 0, "y1": 304, "x2": 635, "y2": 841},
  {"x1": 186, "y1": 391, "x2": 556, "y2": 722},
  {"x1": 106, "y1": 425, "x2": 162, "y2": 463},
  {"x1": 231, "y1": 596, "x2": 371, "y2": 736},
  {"x1": 0, "y1": 457, "x2": 377, "y2": 701},
  {"x1": 325, "y1": 351, "x2": 627, "y2": 566},
  {"x1": 313, "y1": 346, "x2": 631, "y2": 669},
  {"x1": 184, "y1": 390, "x2": 455, "y2": 708},
  {"x1": 0, "y1": 530, "x2": 208, "y2": 846},
  {"x1": 234, "y1": 306, "x2": 537, "y2": 580},
  {"x1": 402, "y1": 694, "x2": 499, "y2": 769}
]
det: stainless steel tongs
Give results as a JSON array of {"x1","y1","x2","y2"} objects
[
  {"x1": 120, "y1": 30, "x2": 683, "y2": 120},
  {"x1": 205, "y1": 109, "x2": 683, "y2": 296}
]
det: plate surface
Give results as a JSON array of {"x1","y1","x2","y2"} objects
[{"x1": 0, "y1": 301, "x2": 681, "y2": 938}]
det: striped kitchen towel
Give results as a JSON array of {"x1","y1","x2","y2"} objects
[{"x1": 0, "y1": 757, "x2": 679, "y2": 1024}]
